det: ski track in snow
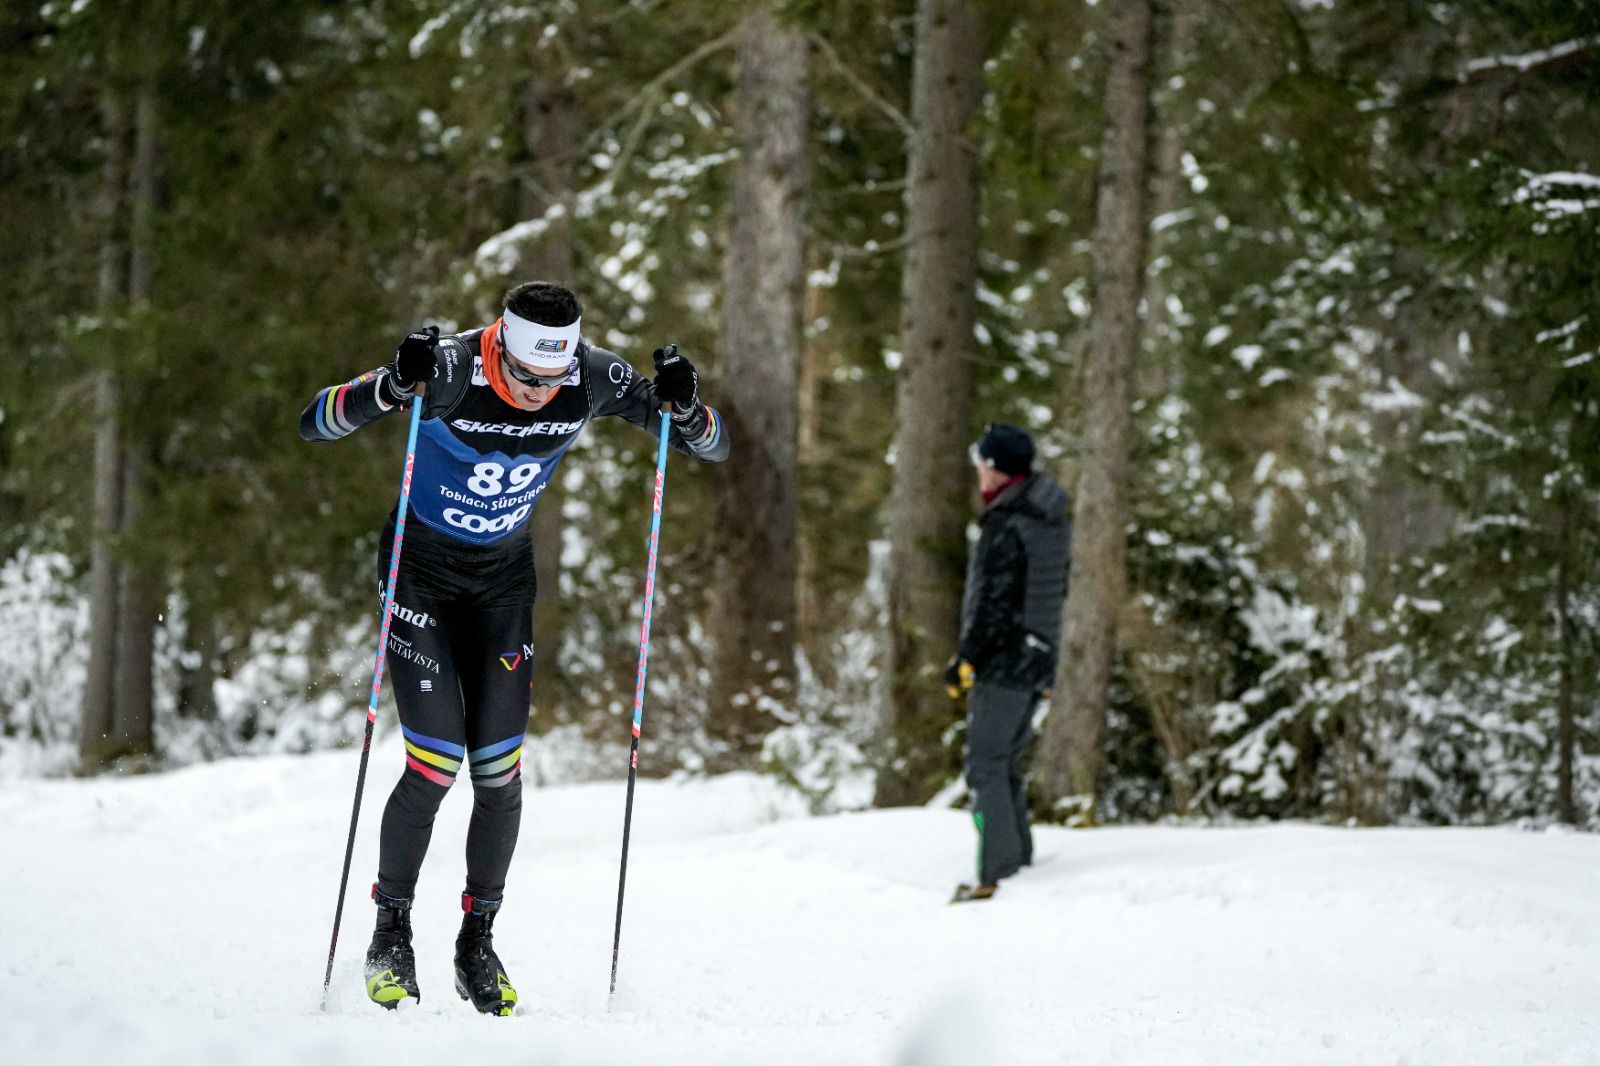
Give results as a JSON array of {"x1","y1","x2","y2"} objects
[{"x1": 2, "y1": 751, "x2": 1598, "y2": 1065}]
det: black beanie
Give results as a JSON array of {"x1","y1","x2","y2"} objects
[{"x1": 976, "y1": 422, "x2": 1034, "y2": 476}]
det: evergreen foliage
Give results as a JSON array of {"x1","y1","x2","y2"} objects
[{"x1": 1, "y1": 0, "x2": 1596, "y2": 826}]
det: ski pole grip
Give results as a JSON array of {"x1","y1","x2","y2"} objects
[{"x1": 656, "y1": 342, "x2": 676, "y2": 415}]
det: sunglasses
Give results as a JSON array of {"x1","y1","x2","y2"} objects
[{"x1": 503, "y1": 355, "x2": 576, "y2": 389}]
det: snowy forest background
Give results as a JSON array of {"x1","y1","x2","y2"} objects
[{"x1": 3, "y1": 0, "x2": 1598, "y2": 830}]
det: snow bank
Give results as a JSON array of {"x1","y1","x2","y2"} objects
[{"x1": 1, "y1": 751, "x2": 1597, "y2": 1065}]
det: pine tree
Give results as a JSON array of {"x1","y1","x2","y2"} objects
[
  {"x1": 1038, "y1": 0, "x2": 1155, "y2": 818},
  {"x1": 876, "y1": 0, "x2": 986, "y2": 806},
  {"x1": 708, "y1": 6, "x2": 810, "y2": 769}
]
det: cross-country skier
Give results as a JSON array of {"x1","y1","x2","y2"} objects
[
  {"x1": 945, "y1": 422, "x2": 1069, "y2": 903},
  {"x1": 299, "y1": 281, "x2": 730, "y2": 1013}
]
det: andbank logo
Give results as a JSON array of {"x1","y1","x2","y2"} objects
[
  {"x1": 393, "y1": 602, "x2": 435, "y2": 628},
  {"x1": 498, "y1": 643, "x2": 536, "y2": 671}
]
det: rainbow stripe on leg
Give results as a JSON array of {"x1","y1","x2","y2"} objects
[
  {"x1": 403, "y1": 725, "x2": 464, "y2": 787},
  {"x1": 469, "y1": 734, "x2": 523, "y2": 787}
]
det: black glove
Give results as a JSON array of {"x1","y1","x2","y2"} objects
[
  {"x1": 393, "y1": 326, "x2": 439, "y2": 391},
  {"x1": 652, "y1": 344, "x2": 700, "y2": 419},
  {"x1": 944, "y1": 657, "x2": 975, "y2": 700},
  {"x1": 1018, "y1": 632, "x2": 1057, "y2": 693}
]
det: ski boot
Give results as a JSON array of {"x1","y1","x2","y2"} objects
[
  {"x1": 364, "y1": 885, "x2": 420, "y2": 1009},
  {"x1": 949, "y1": 882, "x2": 998, "y2": 904},
  {"x1": 454, "y1": 893, "x2": 517, "y2": 1016}
]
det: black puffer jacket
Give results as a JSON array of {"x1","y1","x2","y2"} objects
[{"x1": 957, "y1": 473, "x2": 1072, "y2": 692}]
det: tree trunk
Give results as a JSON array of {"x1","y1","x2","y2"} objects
[
  {"x1": 874, "y1": 0, "x2": 985, "y2": 807},
  {"x1": 113, "y1": 450, "x2": 159, "y2": 757},
  {"x1": 1358, "y1": 21, "x2": 1458, "y2": 609},
  {"x1": 512, "y1": 69, "x2": 581, "y2": 720},
  {"x1": 1361, "y1": 255, "x2": 1455, "y2": 604},
  {"x1": 111, "y1": 80, "x2": 162, "y2": 760},
  {"x1": 1555, "y1": 489, "x2": 1575, "y2": 824},
  {"x1": 1039, "y1": 0, "x2": 1155, "y2": 817},
  {"x1": 708, "y1": 8, "x2": 809, "y2": 768},
  {"x1": 80, "y1": 89, "x2": 129, "y2": 769},
  {"x1": 176, "y1": 599, "x2": 218, "y2": 722},
  {"x1": 1139, "y1": 0, "x2": 1197, "y2": 400},
  {"x1": 1131, "y1": 0, "x2": 1200, "y2": 808},
  {"x1": 796, "y1": 284, "x2": 824, "y2": 657}
]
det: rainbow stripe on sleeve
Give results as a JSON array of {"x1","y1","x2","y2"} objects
[
  {"x1": 693, "y1": 406, "x2": 722, "y2": 451},
  {"x1": 312, "y1": 372, "x2": 382, "y2": 440}
]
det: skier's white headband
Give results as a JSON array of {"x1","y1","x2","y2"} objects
[{"x1": 501, "y1": 307, "x2": 581, "y2": 371}]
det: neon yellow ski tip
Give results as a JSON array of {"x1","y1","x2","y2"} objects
[
  {"x1": 367, "y1": 970, "x2": 414, "y2": 1007},
  {"x1": 495, "y1": 972, "x2": 517, "y2": 1016}
]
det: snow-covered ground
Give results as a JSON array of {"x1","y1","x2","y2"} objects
[{"x1": 2, "y1": 750, "x2": 1597, "y2": 1066}]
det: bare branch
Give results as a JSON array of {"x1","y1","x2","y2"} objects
[
  {"x1": 816, "y1": 231, "x2": 913, "y2": 261},
  {"x1": 582, "y1": 26, "x2": 740, "y2": 151},
  {"x1": 810, "y1": 32, "x2": 913, "y2": 140}
]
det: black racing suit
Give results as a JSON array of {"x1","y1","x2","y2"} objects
[
  {"x1": 300, "y1": 329, "x2": 729, "y2": 903},
  {"x1": 956, "y1": 473, "x2": 1071, "y2": 885}
]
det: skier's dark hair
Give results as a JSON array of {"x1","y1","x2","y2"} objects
[{"x1": 504, "y1": 281, "x2": 582, "y2": 327}]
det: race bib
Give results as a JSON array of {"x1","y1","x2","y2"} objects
[{"x1": 409, "y1": 420, "x2": 569, "y2": 545}]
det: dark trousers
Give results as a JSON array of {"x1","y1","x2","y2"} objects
[
  {"x1": 375, "y1": 517, "x2": 535, "y2": 902},
  {"x1": 965, "y1": 684, "x2": 1036, "y2": 885}
]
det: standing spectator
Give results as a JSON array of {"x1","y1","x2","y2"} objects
[{"x1": 945, "y1": 422, "x2": 1070, "y2": 902}]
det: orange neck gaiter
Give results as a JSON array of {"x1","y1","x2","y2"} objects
[
  {"x1": 479, "y1": 317, "x2": 519, "y2": 407},
  {"x1": 481, "y1": 316, "x2": 565, "y2": 407}
]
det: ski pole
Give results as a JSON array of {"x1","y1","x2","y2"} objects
[
  {"x1": 320, "y1": 383, "x2": 426, "y2": 1012},
  {"x1": 609, "y1": 401, "x2": 673, "y2": 1003}
]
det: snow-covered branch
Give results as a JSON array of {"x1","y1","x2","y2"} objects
[
  {"x1": 1459, "y1": 35, "x2": 1600, "y2": 80},
  {"x1": 473, "y1": 203, "x2": 569, "y2": 276},
  {"x1": 1513, "y1": 171, "x2": 1600, "y2": 220}
]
